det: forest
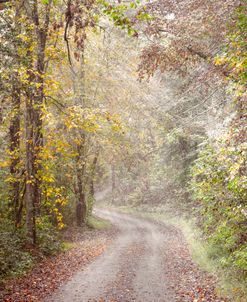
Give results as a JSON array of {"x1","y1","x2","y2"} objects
[{"x1": 0, "y1": 0, "x2": 246, "y2": 301}]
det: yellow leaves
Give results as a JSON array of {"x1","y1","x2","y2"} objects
[
  {"x1": 26, "y1": 179, "x2": 35, "y2": 184},
  {"x1": 18, "y1": 67, "x2": 29, "y2": 85},
  {"x1": 46, "y1": 187, "x2": 53, "y2": 197},
  {"x1": 73, "y1": 138, "x2": 82, "y2": 145},
  {"x1": 17, "y1": 34, "x2": 36, "y2": 58},
  {"x1": 56, "y1": 140, "x2": 70, "y2": 154},
  {"x1": 45, "y1": 44, "x2": 63, "y2": 62},
  {"x1": 83, "y1": 120, "x2": 99, "y2": 132},
  {"x1": 17, "y1": 65, "x2": 59, "y2": 95},
  {"x1": 0, "y1": 160, "x2": 9, "y2": 168},
  {"x1": 62, "y1": 107, "x2": 124, "y2": 140},
  {"x1": 45, "y1": 185, "x2": 66, "y2": 200},
  {"x1": 65, "y1": 118, "x2": 78, "y2": 130},
  {"x1": 111, "y1": 124, "x2": 121, "y2": 132},
  {"x1": 5, "y1": 176, "x2": 17, "y2": 183},
  {"x1": 17, "y1": 33, "x2": 31, "y2": 43},
  {"x1": 44, "y1": 184, "x2": 68, "y2": 230},
  {"x1": 43, "y1": 174, "x2": 55, "y2": 183},
  {"x1": 213, "y1": 55, "x2": 225, "y2": 66},
  {"x1": 40, "y1": 150, "x2": 54, "y2": 161},
  {"x1": 56, "y1": 197, "x2": 67, "y2": 206},
  {"x1": 44, "y1": 75, "x2": 60, "y2": 95},
  {"x1": 56, "y1": 211, "x2": 65, "y2": 230}
]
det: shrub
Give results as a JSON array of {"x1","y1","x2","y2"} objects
[
  {"x1": 191, "y1": 140, "x2": 247, "y2": 277},
  {"x1": 36, "y1": 215, "x2": 62, "y2": 255},
  {"x1": 0, "y1": 219, "x2": 33, "y2": 279}
]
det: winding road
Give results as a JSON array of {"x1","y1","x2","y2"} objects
[{"x1": 47, "y1": 209, "x2": 176, "y2": 302}]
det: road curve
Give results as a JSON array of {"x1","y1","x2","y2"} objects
[{"x1": 47, "y1": 209, "x2": 175, "y2": 302}]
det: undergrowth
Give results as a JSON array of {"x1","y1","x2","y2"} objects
[{"x1": 0, "y1": 216, "x2": 62, "y2": 281}]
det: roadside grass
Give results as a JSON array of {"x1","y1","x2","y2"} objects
[
  {"x1": 105, "y1": 204, "x2": 246, "y2": 302},
  {"x1": 86, "y1": 215, "x2": 112, "y2": 230},
  {"x1": 61, "y1": 241, "x2": 76, "y2": 251}
]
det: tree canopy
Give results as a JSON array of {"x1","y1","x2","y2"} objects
[{"x1": 0, "y1": 0, "x2": 246, "y2": 299}]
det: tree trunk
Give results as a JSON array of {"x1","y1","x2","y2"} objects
[
  {"x1": 111, "y1": 164, "x2": 116, "y2": 203},
  {"x1": 86, "y1": 152, "x2": 99, "y2": 216},
  {"x1": 7, "y1": 0, "x2": 22, "y2": 227},
  {"x1": 23, "y1": 0, "x2": 51, "y2": 243},
  {"x1": 9, "y1": 72, "x2": 21, "y2": 227},
  {"x1": 76, "y1": 175, "x2": 86, "y2": 226},
  {"x1": 25, "y1": 98, "x2": 36, "y2": 245},
  {"x1": 32, "y1": 27, "x2": 47, "y2": 213},
  {"x1": 75, "y1": 138, "x2": 87, "y2": 226},
  {"x1": 33, "y1": 72, "x2": 44, "y2": 215},
  {"x1": 24, "y1": 66, "x2": 44, "y2": 244},
  {"x1": 90, "y1": 152, "x2": 99, "y2": 198}
]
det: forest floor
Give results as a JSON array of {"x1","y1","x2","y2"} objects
[
  {"x1": 1, "y1": 220, "x2": 117, "y2": 302},
  {"x1": 43, "y1": 209, "x2": 228, "y2": 302}
]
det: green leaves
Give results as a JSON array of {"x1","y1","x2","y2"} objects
[
  {"x1": 214, "y1": 3, "x2": 247, "y2": 97},
  {"x1": 190, "y1": 134, "x2": 247, "y2": 276},
  {"x1": 99, "y1": 0, "x2": 152, "y2": 36}
]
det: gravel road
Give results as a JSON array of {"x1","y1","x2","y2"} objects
[{"x1": 47, "y1": 209, "x2": 176, "y2": 302}]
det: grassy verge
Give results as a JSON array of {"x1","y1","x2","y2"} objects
[
  {"x1": 106, "y1": 204, "x2": 246, "y2": 302},
  {"x1": 61, "y1": 241, "x2": 76, "y2": 251},
  {"x1": 86, "y1": 215, "x2": 112, "y2": 230}
]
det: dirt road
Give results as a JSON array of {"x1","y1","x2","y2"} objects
[
  {"x1": 47, "y1": 209, "x2": 226, "y2": 302},
  {"x1": 47, "y1": 209, "x2": 175, "y2": 302}
]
